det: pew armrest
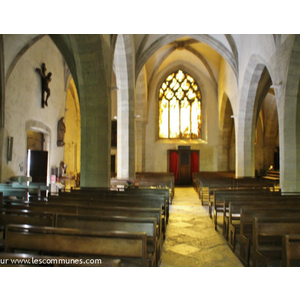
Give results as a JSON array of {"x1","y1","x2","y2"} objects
[
  {"x1": 239, "y1": 235, "x2": 251, "y2": 266},
  {"x1": 253, "y1": 250, "x2": 268, "y2": 267}
]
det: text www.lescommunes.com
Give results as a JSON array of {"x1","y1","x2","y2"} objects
[{"x1": 0, "y1": 258, "x2": 102, "y2": 266}]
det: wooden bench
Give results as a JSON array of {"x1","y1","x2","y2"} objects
[
  {"x1": 4, "y1": 193, "x2": 166, "y2": 241},
  {"x1": 282, "y1": 234, "x2": 300, "y2": 267},
  {"x1": 47, "y1": 192, "x2": 168, "y2": 235},
  {"x1": 135, "y1": 172, "x2": 175, "y2": 201},
  {"x1": 0, "y1": 207, "x2": 161, "y2": 265},
  {"x1": 0, "y1": 208, "x2": 56, "y2": 250},
  {"x1": 55, "y1": 188, "x2": 169, "y2": 225},
  {"x1": 0, "y1": 207, "x2": 159, "y2": 266},
  {"x1": 2, "y1": 198, "x2": 166, "y2": 241},
  {"x1": 191, "y1": 172, "x2": 272, "y2": 205},
  {"x1": 228, "y1": 205, "x2": 300, "y2": 258},
  {"x1": 252, "y1": 217, "x2": 300, "y2": 267},
  {"x1": 75, "y1": 205, "x2": 164, "y2": 257},
  {"x1": 211, "y1": 188, "x2": 279, "y2": 229},
  {"x1": 239, "y1": 209, "x2": 300, "y2": 266},
  {"x1": 5, "y1": 224, "x2": 149, "y2": 267},
  {"x1": 0, "y1": 253, "x2": 121, "y2": 267},
  {"x1": 55, "y1": 213, "x2": 158, "y2": 267},
  {"x1": 192, "y1": 172, "x2": 235, "y2": 203},
  {"x1": 224, "y1": 196, "x2": 300, "y2": 242}
]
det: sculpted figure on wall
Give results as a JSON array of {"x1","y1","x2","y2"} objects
[
  {"x1": 57, "y1": 117, "x2": 66, "y2": 146},
  {"x1": 36, "y1": 63, "x2": 52, "y2": 108}
]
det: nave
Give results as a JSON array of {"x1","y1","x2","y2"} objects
[{"x1": 160, "y1": 187, "x2": 243, "y2": 267}]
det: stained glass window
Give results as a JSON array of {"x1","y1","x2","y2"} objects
[{"x1": 158, "y1": 70, "x2": 202, "y2": 139}]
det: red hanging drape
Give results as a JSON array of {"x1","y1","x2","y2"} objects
[
  {"x1": 169, "y1": 152, "x2": 178, "y2": 182},
  {"x1": 191, "y1": 151, "x2": 199, "y2": 176}
]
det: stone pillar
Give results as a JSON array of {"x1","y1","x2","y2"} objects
[
  {"x1": 115, "y1": 35, "x2": 135, "y2": 180},
  {"x1": 116, "y1": 84, "x2": 135, "y2": 179},
  {"x1": 135, "y1": 120, "x2": 146, "y2": 172},
  {"x1": 72, "y1": 35, "x2": 111, "y2": 187}
]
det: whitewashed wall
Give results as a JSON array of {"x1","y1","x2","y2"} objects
[{"x1": 2, "y1": 35, "x2": 66, "y2": 183}]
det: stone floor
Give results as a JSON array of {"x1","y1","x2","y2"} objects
[{"x1": 160, "y1": 187, "x2": 243, "y2": 267}]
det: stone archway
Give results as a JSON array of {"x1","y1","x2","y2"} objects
[
  {"x1": 64, "y1": 77, "x2": 81, "y2": 187},
  {"x1": 218, "y1": 93, "x2": 235, "y2": 171},
  {"x1": 236, "y1": 57, "x2": 271, "y2": 178}
]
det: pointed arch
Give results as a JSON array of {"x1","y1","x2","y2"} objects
[
  {"x1": 136, "y1": 34, "x2": 238, "y2": 81},
  {"x1": 218, "y1": 93, "x2": 235, "y2": 171},
  {"x1": 64, "y1": 77, "x2": 81, "y2": 183},
  {"x1": 237, "y1": 56, "x2": 272, "y2": 177}
]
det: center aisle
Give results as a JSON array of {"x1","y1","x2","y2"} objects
[{"x1": 160, "y1": 187, "x2": 243, "y2": 267}]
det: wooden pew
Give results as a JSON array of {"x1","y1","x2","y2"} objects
[
  {"x1": 76, "y1": 205, "x2": 163, "y2": 258},
  {"x1": 0, "y1": 205, "x2": 162, "y2": 246},
  {"x1": 5, "y1": 224, "x2": 149, "y2": 267},
  {"x1": 282, "y1": 234, "x2": 300, "y2": 267},
  {"x1": 55, "y1": 188, "x2": 169, "y2": 225},
  {"x1": 0, "y1": 208, "x2": 159, "y2": 266},
  {"x1": 224, "y1": 196, "x2": 300, "y2": 241},
  {"x1": 0, "y1": 253, "x2": 121, "y2": 267},
  {"x1": 135, "y1": 172, "x2": 175, "y2": 201},
  {"x1": 210, "y1": 186, "x2": 277, "y2": 216},
  {"x1": 55, "y1": 213, "x2": 158, "y2": 267},
  {"x1": 211, "y1": 188, "x2": 279, "y2": 229},
  {"x1": 227, "y1": 202, "x2": 300, "y2": 253},
  {"x1": 47, "y1": 191, "x2": 168, "y2": 235},
  {"x1": 252, "y1": 217, "x2": 300, "y2": 267},
  {"x1": 192, "y1": 172, "x2": 273, "y2": 205},
  {"x1": 66, "y1": 187, "x2": 170, "y2": 224},
  {"x1": 2, "y1": 198, "x2": 167, "y2": 242},
  {"x1": 194, "y1": 172, "x2": 234, "y2": 205},
  {"x1": 239, "y1": 208, "x2": 300, "y2": 266},
  {"x1": 3, "y1": 188, "x2": 168, "y2": 240},
  {"x1": 0, "y1": 208, "x2": 56, "y2": 250}
]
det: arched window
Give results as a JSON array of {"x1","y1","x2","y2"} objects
[{"x1": 158, "y1": 70, "x2": 202, "y2": 139}]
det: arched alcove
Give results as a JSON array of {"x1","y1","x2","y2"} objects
[
  {"x1": 255, "y1": 90, "x2": 279, "y2": 176},
  {"x1": 218, "y1": 93, "x2": 235, "y2": 171},
  {"x1": 63, "y1": 77, "x2": 81, "y2": 187}
]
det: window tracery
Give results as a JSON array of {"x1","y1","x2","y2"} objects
[{"x1": 159, "y1": 70, "x2": 202, "y2": 139}]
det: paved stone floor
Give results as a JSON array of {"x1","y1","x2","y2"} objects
[{"x1": 160, "y1": 187, "x2": 243, "y2": 267}]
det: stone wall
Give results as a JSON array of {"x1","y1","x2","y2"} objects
[{"x1": 2, "y1": 35, "x2": 67, "y2": 183}]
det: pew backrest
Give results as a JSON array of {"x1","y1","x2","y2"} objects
[
  {"x1": 253, "y1": 217, "x2": 300, "y2": 266},
  {"x1": 282, "y1": 234, "x2": 300, "y2": 267},
  {"x1": 5, "y1": 224, "x2": 148, "y2": 267}
]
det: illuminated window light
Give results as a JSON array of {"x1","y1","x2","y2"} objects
[{"x1": 158, "y1": 70, "x2": 202, "y2": 139}]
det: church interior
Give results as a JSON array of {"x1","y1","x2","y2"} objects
[{"x1": 0, "y1": 5, "x2": 299, "y2": 297}]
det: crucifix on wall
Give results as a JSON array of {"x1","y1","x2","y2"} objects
[{"x1": 36, "y1": 63, "x2": 52, "y2": 108}]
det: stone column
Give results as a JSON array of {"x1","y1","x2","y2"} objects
[
  {"x1": 115, "y1": 35, "x2": 135, "y2": 180},
  {"x1": 72, "y1": 35, "x2": 111, "y2": 187},
  {"x1": 135, "y1": 119, "x2": 146, "y2": 172}
]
